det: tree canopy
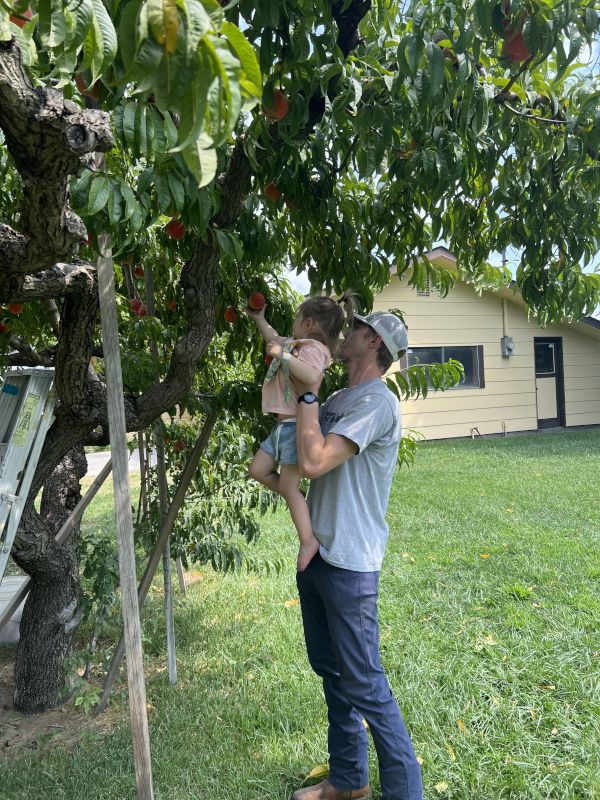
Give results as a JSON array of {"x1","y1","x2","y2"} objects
[{"x1": 0, "y1": 0, "x2": 598, "y2": 712}]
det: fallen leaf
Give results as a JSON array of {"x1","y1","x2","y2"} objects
[
  {"x1": 434, "y1": 781, "x2": 449, "y2": 794},
  {"x1": 416, "y1": 755, "x2": 424, "y2": 765},
  {"x1": 479, "y1": 553, "x2": 490, "y2": 559},
  {"x1": 284, "y1": 598, "x2": 299, "y2": 607},
  {"x1": 506, "y1": 507, "x2": 514, "y2": 513},
  {"x1": 445, "y1": 743, "x2": 457, "y2": 761},
  {"x1": 538, "y1": 684, "x2": 556, "y2": 691},
  {"x1": 456, "y1": 718, "x2": 467, "y2": 734},
  {"x1": 529, "y1": 708, "x2": 538, "y2": 719},
  {"x1": 306, "y1": 764, "x2": 329, "y2": 780},
  {"x1": 483, "y1": 634, "x2": 498, "y2": 645},
  {"x1": 551, "y1": 727, "x2": 558, "y2": 735}
]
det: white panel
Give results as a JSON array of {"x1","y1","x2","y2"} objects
[{"x1": 536, "y1": 378, "x2": 557, "y2": 420}]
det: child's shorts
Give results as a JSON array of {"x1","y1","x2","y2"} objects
[{"x1": 259, "y1": 419, "x2": 297, "y2": 466}]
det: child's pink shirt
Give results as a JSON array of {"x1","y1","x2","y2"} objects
[{"x1": 262, "y1": 339, "x2": 331, "y2": 416}]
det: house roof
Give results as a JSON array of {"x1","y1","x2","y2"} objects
[{"x1": 412, "y1": 247, "x2": 600, "y2": 341}]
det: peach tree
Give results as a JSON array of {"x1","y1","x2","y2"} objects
[{"x1": 0, "y1": 0, "x2": 598, "y2": 712}]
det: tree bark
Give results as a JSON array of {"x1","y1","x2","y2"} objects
[{"x1": 12, "y1": 448, "x2": 87, "y2": 713}]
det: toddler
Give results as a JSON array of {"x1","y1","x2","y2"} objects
[{"x1": 247, "y1": 295, "x2": 351, "y2": 571}]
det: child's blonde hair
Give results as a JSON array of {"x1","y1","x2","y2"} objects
[{"x1": 298, "y1": 292, "x2": 355, "y2": 355}]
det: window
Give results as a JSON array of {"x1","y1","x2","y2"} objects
[
  {"x1": 535, "y1": 342, "x2": 555, "y2": 375},
  {"x1": 408, "y1": 345, "x2": 485, "y2": 388},
  {"x1": 416, "y1": 279, "x2": 430, "y2": 297}
]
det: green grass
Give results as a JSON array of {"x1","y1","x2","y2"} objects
[{"x1": 1, "y1": 430, "x2": 600, "y2": 799}]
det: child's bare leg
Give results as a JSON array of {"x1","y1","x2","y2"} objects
[
  {"x1": 278, "y1": 464, "x2": 319, "y2": 572},
  {"x1": 248, "y1": 448, "x2": 280, "y2": 493}
]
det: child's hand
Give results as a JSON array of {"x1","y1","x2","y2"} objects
[
  {"x1": 265, "y1": 341, "x2": 283, "y2": 360},
  {"x1": 246, "y1": 304, "x2": 267, "y2": 322}
]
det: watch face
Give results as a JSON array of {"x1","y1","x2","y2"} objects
[{"x1": 299, "y1": 392, "x2": 317, "y2": 404}]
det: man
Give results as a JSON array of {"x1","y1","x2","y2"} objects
[{"x1": 292, "y1": 312, "x2": 423, "y2": 800}]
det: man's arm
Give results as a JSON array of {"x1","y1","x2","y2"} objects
[{"x1": 296, "y1": 402, "x2": 358, "y2": 479}]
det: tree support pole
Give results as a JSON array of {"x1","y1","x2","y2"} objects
[
  {"x1": 96, "y1": 407, "x2": 218, "y2": 713},
  {"x1": 96, "y1": 230, "x2": 154, "y2": 800},
  {"x1": 175, "y1": 557, "x2": 186, "y2": 595},
  {"x1": 157, "y1": 430, "x2": 177, "y2": 684},
  {"x1": 144, "y1": 265, "x2": 176, "y2": 684}
]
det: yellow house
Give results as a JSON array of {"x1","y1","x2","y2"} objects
[{"x1": 375, "y1": 247, "x2": 600, "y2": 440}]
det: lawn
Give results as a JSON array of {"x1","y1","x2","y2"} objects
[{"x1": 1, "y1": 430, "x2": 599, "y2": 799}]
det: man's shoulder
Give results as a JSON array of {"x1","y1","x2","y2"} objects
[
  {"x1": 351, "y1": 378, "x2": 399, "y2": 410},
  {"x1": 323, "y1": 379, "x2": 399, "y2": 419}
]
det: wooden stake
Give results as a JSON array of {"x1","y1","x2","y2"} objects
[
  {"x1": 96, "y1": 231, "x2": 154, "y2": 800},
  {"x1": 144, "y1": 265, "x2": 176, "y2": 684}
]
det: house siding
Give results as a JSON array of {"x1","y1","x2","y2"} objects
[{"x1": 374, "y1": 271, "x2": 600, "y2": 440}]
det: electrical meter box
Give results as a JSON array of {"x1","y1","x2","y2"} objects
[{"x1": 501, "y1": 336, "x2": 515, "y2": 357}]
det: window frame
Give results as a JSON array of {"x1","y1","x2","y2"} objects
[{"x1": 407, "y1": 345, "x2": 485, "y2": 389}]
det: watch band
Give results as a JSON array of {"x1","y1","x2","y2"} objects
[{"x1": 298, "y1": 392, "x2": 318, "y2": 405}]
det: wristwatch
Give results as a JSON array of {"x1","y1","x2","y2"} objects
[{"x1": 298, "y1": 392, "x2": 318, "y2": 405}]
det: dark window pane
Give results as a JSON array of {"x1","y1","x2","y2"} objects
[
  {"x1": 445, "y1": 346, "x2": 479, "y2": 387},
  {"x1": 535, "y1": 343, "x2": 555, "y2": 375},
  {"x1": 407, "y1": 347, "x2": 443, "y2": 366}
]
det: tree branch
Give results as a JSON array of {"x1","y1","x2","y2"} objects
[
  {"x1": 493, "y1": 55, "x2": 534, "y2": 102},
  {"x1": 0, "y1": 38, "x2": 112, "y2": 289},
  {"x1": 503, "y1": 102, "x2": 567, "y2": 126}
]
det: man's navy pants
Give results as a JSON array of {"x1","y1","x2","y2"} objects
[{"x1": 296, "y1": 553, "x2": 423, "y2": 800}]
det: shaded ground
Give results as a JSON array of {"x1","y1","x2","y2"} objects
[{"x1": 0, "y1": 654, "x2": 119, "y2": 757}]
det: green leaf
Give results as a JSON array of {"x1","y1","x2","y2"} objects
[
  {"x1": 85, "y1": 0, "x2": 118, "y2": 83},
  {"x1": 171, "y1": 58, "x2": 210, "y2": 153},
  {"x1": 183, "y1": 132, "x2": 218, "y2": 188},
  {"x1": 88, "y1": 175, "x2": 110, "y2": 215},
  {"x1": 167, "y1": 172, "x2": 185, "y2": 211},
  {"x1": 122, "y1": 101, "x2": 138, "y2": 151},
  {"x1": 427, "y1": 41, "x2": 444, "y2": 100},
  {"x1": 221, "y1": 20, "x2": 261, "y2": 108}
]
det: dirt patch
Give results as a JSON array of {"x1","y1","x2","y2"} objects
[{"x1": 0, "y1": 654, "x2": 120, "y2": 758}]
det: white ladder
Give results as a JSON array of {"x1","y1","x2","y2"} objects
[{"x1": 0, "y1": 367, "x2": 55, "y2": 584}]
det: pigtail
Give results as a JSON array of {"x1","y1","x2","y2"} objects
[{"x1": 337, "y1": 291, "x2": 357, "y2": 335}]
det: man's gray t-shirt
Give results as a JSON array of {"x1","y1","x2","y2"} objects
[{"x1": 307, "y1": 378, "x2": 402, "y2": 572}]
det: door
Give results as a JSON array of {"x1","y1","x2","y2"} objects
[{"x1": 534, "y1": 338, "x2": 565, "y2": 429}]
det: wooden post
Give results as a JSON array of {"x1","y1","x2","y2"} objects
[
  {"x1": 144, "y1": 265, "x2": 177, "y2": 684},
  {"x1": 137, "y1": 431, "x2": 148, "y2": 523},
  {"x1": 157, "y1": 430, "x2": 177, "y2": 684},
  {"x1": 175, "y1": 556, "x2": 187, "y2": 595},
  {"x1": 96, "y1": 231, "x2": 154, "y2": 800},
  {"x1": 96, "y1": 408, "x2": 218, "y2": 713}
]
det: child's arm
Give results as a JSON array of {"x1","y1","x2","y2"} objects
[
  {"x1": 265, "y1": 341, "x2": 322, "y2": 384},
  {"x1": 288, "y1": 356, "x2": 322, "y2": 385},
  {"x1": 246, "y1": 305, "x2": 285, "y2": 345}
]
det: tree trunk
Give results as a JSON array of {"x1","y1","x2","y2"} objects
[{"x1": 12, "y1": 447, "x2": 86, "y2": 713}]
